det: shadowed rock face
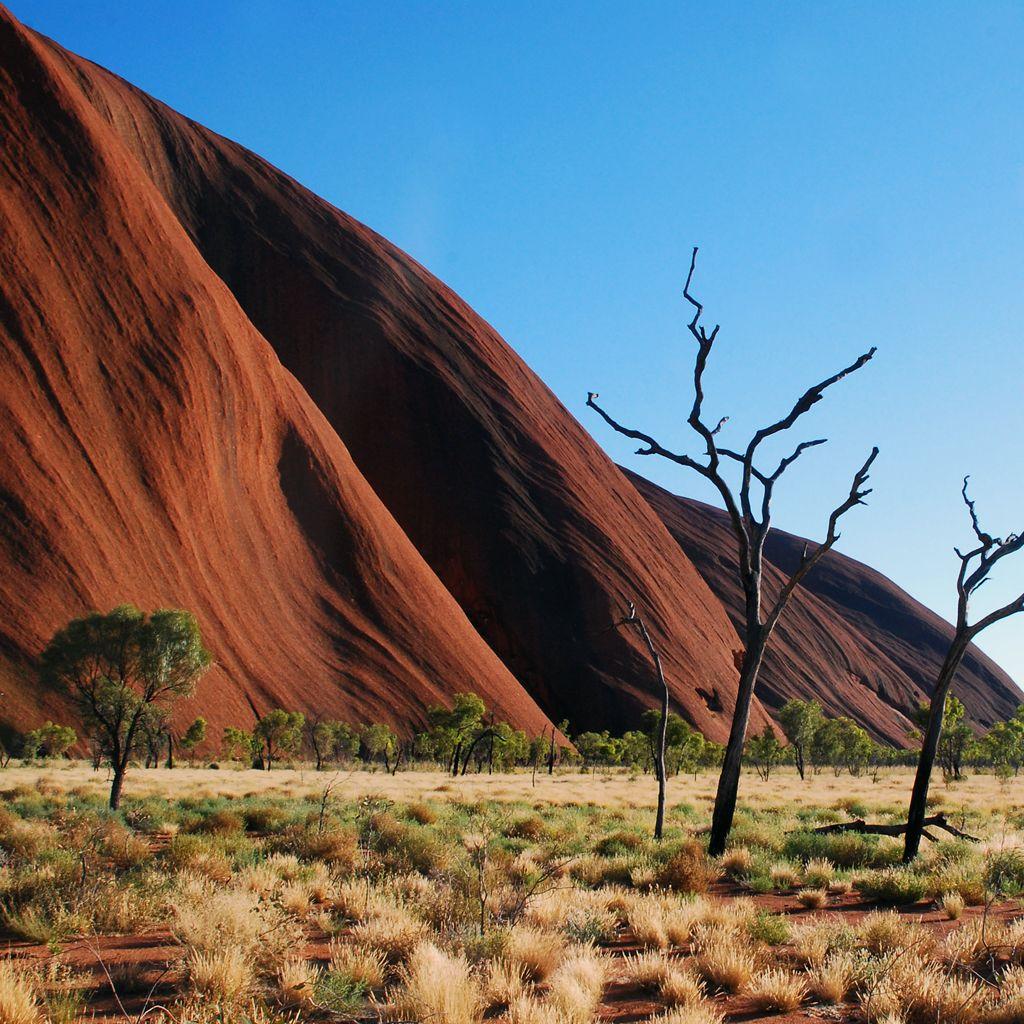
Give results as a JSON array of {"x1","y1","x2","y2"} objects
[
  {"x1": 625, "y1": 469, "x2": 1022, "y2": 744},
  {"x1": 0, "y1": 7, "x2": 756, "y2": 743}
]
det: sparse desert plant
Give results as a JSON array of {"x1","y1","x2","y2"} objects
[
  {"x1": 275, "y1": 957, "x2": 320, "y2": 1010},
  {"x1": 626, "y1": 899, "x2": 669, "y2": 949},
  {"x1": 349, "y1": 905, "x2": 430, "y2": 963},
  {"x1": 483, "y1": 959, "x2": 528, "y2": 1011},
  {"x1": 796, "y1": 887, "x2": 828, "y2": 909},
  {"x1": 656, "y1": 841, "x2": 716, "y2": 894},
  {"x1": 942, "y1": 891, "x2": 966, "y2": 919},
  {"x1": 746, "y1": 967, "x2": 807, "y2": 1011},
  {"x1": 858, "y1": 910, "x2": 917, "y2": 956},
  {"x1": 803, "y1": 857, "x2": 835, "y2": 888},
  {"x1": 329, "y1": 942, "x2": 388, "y2": 990},
  {"x1": 651, "y1": 1005, "x2": 724, "y2": 1024},
  {"x1": 184, "y1": 946, "x2": 254, "y2": 1005},
  {"x1": 0, "y1": 962, "x2": 43, "y2": 1024},
  {"x1": 746, "y1": 911, "x2": 789, "y2": 946},
  {"x1": 621, "y1": 951, "x2": 671, "y2": 991},
  {"x1": 807, "y1": 949, "x2": 861, "y2": 1003},
  {"x1": 545, "y1": 948, "x2": 606, "y2": 1024},
  {"x1": 505, "y1": 924, "x2": 567, "y2": 980},
  {"x1": 389, "y1": 942, "x2": 482, "y2": 1024},
  {"x1": 693, "y1": 927, "x2": 754, "y2": 992},
  {"x1": 857, "y1": 866, "x2": 928, "y2": 906},
  {"x1": 659, "y1": 966, "x2": 705, "y2": 1007},
  {"x1": 720, "y1": 846, "x2": 753, "y2": 878},
  {"x1": 770, "y1": 863, "x2": 799, "y2": 890}
]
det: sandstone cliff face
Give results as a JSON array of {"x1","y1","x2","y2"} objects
[
  {"x1": 626, "y1": 470, "x2": 1021, "y2": 742},
  {"x1": 0, "y1": 7, "x2": 754, "y2": 743},
  {"x1": 0, "y1": 8, "x2": 556, "y2": 739}
]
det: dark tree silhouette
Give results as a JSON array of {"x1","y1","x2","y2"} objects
[
  {"x1": 587, "y1": 248, "x2": 878, "y2": 855},
  {"x1": 904, "y1": 477, "x2": 1024, "y2": 861}
]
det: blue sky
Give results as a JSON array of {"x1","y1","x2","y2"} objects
[{"x1": 19, "y1": 1, "x2": 1024, "y2": 684}]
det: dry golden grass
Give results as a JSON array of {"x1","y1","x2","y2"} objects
[
  {"x1": 693, "y1": 927, "x2": 754, "y2": 992},
  {"x1": 652, "y1": 1004, "x2": 725, "y2": 1024},
  {"x1": 0, "y1": 962, "x2": 43, "y2": 1024},
  {"x1": 807, "y1": 950, "x2": 860, "y2": 1003},
  {"x1": 545, "y1": 948, "x2": 606, "y2": 1024},
  {"x1": 796, "y1": 887, "x2": 828, "y2": 909},
  {"x1": 389, "y1": 942, "x2": 482, "y2": 1024},
  {"x1": 505, "y1": 925, "x2": 567, "y2": 981},
  {"x1": 328, "y1": 942, "x2": 388, "y2": 989},
  {"x1": 942, "y1": 891, "x2": 966, "y2": 920},
  {"x1": 9, "y1": 761, "x2": 1016, "y2": 814},
  {"x1": 746, "y1": 967, "x2": 806, "y2": 1011},
  {"x1": 184, "y1": 947, "x2": 254, "y2": 1005},
  {"x1": 274, "y1": 958, "x2": 320, "y2": 1010}
]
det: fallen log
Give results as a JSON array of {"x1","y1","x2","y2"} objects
[{"x1": 802, "y1": 813, "x2": 979, "y2": 843}]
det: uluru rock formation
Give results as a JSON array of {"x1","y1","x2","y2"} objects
[
  {"x1": 0, "y1": 5, "x2": 757, "y2": 744},
  {"x1": 626, "y1": 470, "x2": 1021, "y2": 742},
  {"x1": 0, "y1": 6, "x2": 1017, "y2": 748}
]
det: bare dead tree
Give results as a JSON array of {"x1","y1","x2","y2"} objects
[
  {"x1": 903, "y1": 477, "x2": 1024, "y2": 861},
  {"x1": 611, "y1": 600, "x2": 670, "y2": 840},
  {"x1": 587, "y1": 247, "x2": 878, "y2": 855}
]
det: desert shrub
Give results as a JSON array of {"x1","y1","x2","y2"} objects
[
  {"x1": 193, "y1": 809, "x2": 244, "y2": 836},
  {"x1": 405, "y1": 801, "x2": 438, "y2": 825},
  {"x1": 505, "y1": 815, "x2": 546, "y2": 841},
  {"x1": 390, "y1": 942, "x2": 482, "y2": 1024},
  {"x1": 857, "y1": 867, "x2": 928, "y2": 906},
  {"x1": 783, "y1": 830, "x2": 898, "y2": 869},
  {"x1": 655, "y1": 841, "x2": 716, "y2": 894},
  {"x1": 314, "y1": 970, "x2": 367, "y2": 1013},
  {"x1": 746, "y1": 967, "x2": 806, "y2": 1011},
  {"x1": 295, "y1": 827, "x2": 359, "y2": 869},
  {"x1": 941, "y1": 891, "x2": 966, "y2": 920},
  {"x1": 796, "y1": 888, "x2": 828, "y2": 909},
  {"x1": 241, "y1": 804, "x2": 289, "y2": 833},
  {"x1": 184, "y1": 946, "x2": 254, "y2": 1005},
  {"x1": 594, "y1": 830, "x2": 644, "y2": 856},
  {"x1": 985, "y1": 850, "x2": 1024, "y2": 896},
  {"x1": 0, "y1": 961, "x2": 43, "y2": 1024},
  {"x1": 746, "y1": 911, "x2": 789, "y2": 946}
]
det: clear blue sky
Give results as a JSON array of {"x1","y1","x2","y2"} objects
[{"x1": 18, "y1": 1, "x2": 1024, "y2": 684}]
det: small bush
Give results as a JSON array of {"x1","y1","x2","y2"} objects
[
  {"x1": 857, "y1": 867, "x2": 928, "y2": 906},
  {"x1": 656, "y1": 841, "x2": 716, "y2": 894}
]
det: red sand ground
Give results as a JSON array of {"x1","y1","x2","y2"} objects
[{"x1": 5, "y1": 888, "x2": 1020, "y2": 1023}]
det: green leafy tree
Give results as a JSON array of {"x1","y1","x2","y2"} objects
[
  {"x1": 22, "y1": 721, "x2": 77, "y2": 760},
  {"x1": 778, "y1": 699, "x2": 824, "y2": 780},
  {"x1": 982, "y1": 707, "x2": 1024, "y2": 777},
  {"x1": 254, "y1": 709, "x2": 305, "y2": 770},
  {"x1": 361, "y1": 722, "x2": 399, "y2": 772},
  {"x1": 221, "y1": 726, "x2": 256, "y2": 763},
  {"x1": 426, "y1": 693, "x2": 488, "y2": 775},
  {"x1": 309, "y1": 719, "x2": 361, "y2": 770},
  {"x1": 179, "y1": 717, "x2": 207, "y2": 765},
  {"x1": 746, "y1": 725, "x2": 784, "y2": 781},
  {"x1": 814, "y1": 716, "x2": 873, "y2": 776},
  {"x1": 40, "y1": 605, "x2": 211, "y2": 809}
]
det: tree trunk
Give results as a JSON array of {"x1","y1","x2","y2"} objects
[
  {"x1": 708, "y1": 634, "x2": 765, "y2": 856},
  {"x1": 904, "y1": 638, "x2": 969, "y2": 862},
  {"x1": 547, "y1": 729, "x2": 556, "y2": 775},
  {"x1": 652, "y1": 649, "x2": 669, "y2": 842},
  {"x1": 165, "y1": 734, "x2": 174, "y2": 770},
  {"x1": 109, "y1": 762, "x2": 127, "y2": 810}
]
